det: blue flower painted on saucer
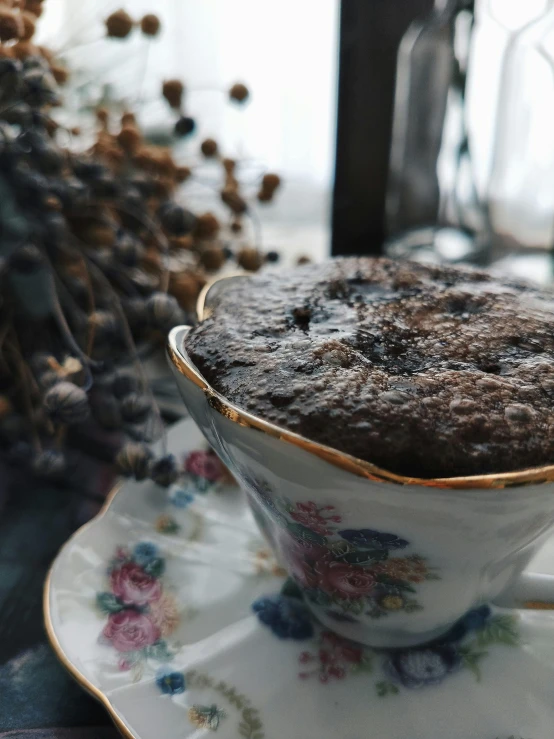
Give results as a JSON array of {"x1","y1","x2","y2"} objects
[
  {"x1": 133, "y1": 542, "x2": 159, "y2": 567},
  {"x1": 169, "y1": 484, "x2": 195, "y2": 509},
  {"x1": 156, "y1": 667, "x2": 185, "y2": 695},
  {"x1": 252, "y1": 595, "x2": 314, "y2": 640},
  {"x1": 254, "y1": 591, "x2": 520, "y2": 695}
]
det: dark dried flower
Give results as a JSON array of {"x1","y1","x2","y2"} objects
[
  {"x1": 229, "y1": 82, "x2": 249, "y2": 103},
  {"x1": 33, "y1": 449, "x2": 66, "y2": 478},
  {"x1": 105, "y1": 9, "x2": 134, "y2": 39},
  {"x1": 162, "y1": 79, "x2": 184, "y2": 109},
  {"x1": 149, "y1": 454, "x2": 179, "y2": 487},
  {"x1": 92, "y1": 393, "x2": 122, "y2": 430},
  {"x1": 174, "y1": 115, "x2": 195, "y2": 138},
  {"x1": 44, "y1": 381, "x2": 90, "y2": 425},
  {"x1": 140, "y1": 13, "x2": 161, "y2": 36},
  {"x1": 112, "y1": 369, "x2": 139, "y2": 399},
  {"x1": 265, "y1": 250, "x2": 280, "y2": 263},
  {"x1": 146, "y1": 291, "x2": 183, "y2": 329},
  {"x1": 115, "y1": 442, "x2": 152, "y2": 480},
  {"x1": 200, "y1": 138, "x2": 218, "y2": 158},
  {"x1": 120, "y1": 393, "x2": 151, "y2": 423},
  {"x1": 158, "y1": 202, "x2": 195, "y2": 235}
]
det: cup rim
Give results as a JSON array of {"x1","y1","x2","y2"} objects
[{"x1": 168, "y1": 325, "x2": 554, "y2": 491}]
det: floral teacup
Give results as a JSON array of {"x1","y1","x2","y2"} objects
[{"x1": 168, "y1": 325, "x2": 554, "y2": 648}]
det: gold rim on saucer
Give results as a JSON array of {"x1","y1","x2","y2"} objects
[{"x1": 169, "y1": 325, "x2": 554, "y2": 491}]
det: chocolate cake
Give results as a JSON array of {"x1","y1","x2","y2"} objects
[{"x1": 186, "y1": 258, "x2": 554, "y2": 478}]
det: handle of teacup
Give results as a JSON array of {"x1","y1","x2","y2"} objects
[{"x1": 493, "y1": 572, "x2": 554, "y2": 610}]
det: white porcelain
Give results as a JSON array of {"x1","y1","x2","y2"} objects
[
  {"x1": 44, "y1": 418, "x2": 554, "y2": 739},
  {"x1": 168, "y1": 325, "x2": 554, "y2": 648}
]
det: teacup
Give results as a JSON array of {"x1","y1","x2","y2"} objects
[{"x1": 168, "y1": 320, "x2": 554, "y2": 649}]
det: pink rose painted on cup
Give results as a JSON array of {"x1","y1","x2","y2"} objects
[
  {"x1": 290, "y1": 502, "x2": 341, "y2": 536},
  {"x1": 103, "y1": 610, "x2": 161, "y2": 652},
  {"x1": 110, "y1": 562, "x2": 162, "y2": 606},
  {"x1": 278, "y1": 532, "x2": 327, "y2": 588},
  {"x1": 184, "y1": 450, "x2": 223, "y2": 482},
  {"x1": 315, "y1": 557, "x2": 375, "y2": 599}
]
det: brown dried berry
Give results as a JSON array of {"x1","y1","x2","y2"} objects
[
  {"x1": 222, "y1": 157, "x2": 236, "y2": 174},
  {"x1": 51, "y1": 64, "x2": 69, "y2": 85},
  {"x1": 199, "y1": 246, "x2": 226, "y2": 272},
  {"x1": 237, "y1": 247, "x2": 263, "y2": 272},
  {"x1": 175, "y1": 165, "x2": 191, "y2": 183},
  {"x1": 168, "y1": 235, "x2": 194, "y2": 251},
  {"x1": 200, "y1": 138, "x2": 218, "y2": 158},
  {"x1": 230, "y1": 218, "x2": 242, "y2": 234},
  {"x1": 297, "y1": 255, "x2": 312, "y2": 266},
  {"x1": 194, "y1": 212, "x2": 220, "y2": 240},
  {"x1": 117, "y1": 125, "x2": 141, "y2": 153},
  {"x1": 140, "y1": 13, "x2": 160, "y2": 36},
  {"x1": 162, "y1": 79, "x2": 184, "y2": 109},
  {"x1": 169, "y1": 271, "x2": 205, "y2": 312},
  {"x1": 96, "y1": 107, "x2": 109, "y2": 127},
  {"x1": 22, "y1": 0, "x2": 42, "y2": 17},
  {"x1": 229, "y1": 82, "x2": 249, "y2": 103},
  {"x1": 105, "y1": 9, "x2": 134, "y2": 39},
  {"x1": 221, "y1": 187, "x2": 247, "y2": 214},
  {"x1": 11, "y1": 41, "x2": 36, "y2": 59},
  {"x1": 262, "y1": 173, "x2": 281, "y2": 192},
  {"x1": 257, "y1": 188, "x2": 273, "y2": 203},
  {"x1": 20, "y1": 9, "x2": 35, "y2": 39},
  {"x1": 0, "y1": 9, "x2": 23, "y2": 41},
  {"x1": 121, "y1": 111, "x2": 136, "y2": 126}
]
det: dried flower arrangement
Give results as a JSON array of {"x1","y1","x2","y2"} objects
[{"x1": 0, "y1": 1, "x2": 283, "y2": 485}]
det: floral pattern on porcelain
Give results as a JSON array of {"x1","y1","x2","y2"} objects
[
  {"x1": 182, "y1": 448, "x2": 229, "y2": 492},
  {"x1": 156, "y1": 668, "x2": 263, "y2": 736},
  {"x1": 253, "y1": 490, "x2": 439, "y2": 619},
  {"x1": 253, "y1": 593, "x2": 520, "y2": 695},
  {"x1": 96, "y1": 543, "x2": 180, "y2": 680}
]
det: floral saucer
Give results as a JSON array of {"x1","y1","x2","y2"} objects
[{"x1": 45, "y1": 418, "x2": 554, "y2": 739}]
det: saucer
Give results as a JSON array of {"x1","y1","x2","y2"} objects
[{"x1": 45, "y1": 418, "x2": 554, "y2": 739}]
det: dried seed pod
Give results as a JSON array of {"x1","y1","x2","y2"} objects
[
  {"x1": 168, "y1": 235, "x2": 194, "y2": 251},
  {"x1": 105, "y1": 8, "x2": 134, "y2": 39},
  {"x1": 200, "y1": 138, "x2": 218, "y2": 158},
  {"x1": 222, "y1": 158, "x2": 236, "y2": 174},
  {"x1": 0, "y1": 8, "x2": 22, "y2": 41},
  {"x1": 158, "y1": 202, "x2": 196, "y2": 235},
  {"x1": 169, "y1": 271, "x2": 204, "y2": 313},
  {"x1": 146, "y1": 291, "x2": 183, "y2": 329},
  {"x1": 140, "y1": 13, "x2": 160, "y2": 36},
  {"x1": 112, "y1": 370, "x2": 139, "y2": 399},
  {"x1": 229, "y1": 82, "x2": 249, "y2": 103},
  {"x1": 237, "y1": 246, "x2": 263, "y2": 272},
  {"x1": 149, "y1": 454, "x2": 179, "y2": 487},
  {"x1": 121, "y1": 111, "x2": 136, "y2": 126},
  {"x1": 92, "y1": 393, "x2": 122, "y2": 430},
  {"x1": 257, "y1": 188, "x2": 274, "y2": 203},
  {"x1": 33, "y1": 449, "x2": 66, "y2": 478},
  {"x1": 120, "y1": 393, "x2": 152, "y2": 423},
  {"x1": 174, "y1": 115, "x2": 195, "y2": 137},
  {"x1": 262, "y1": 173, "x2": 281, "y2": 192},
  {"x1": 20, "y1": 9, "x2": 35, "y2": 39},
  {"x1": 199, "y1": 246, "x2": 226, "y2": 272},
  {"x1": 221, "y1": 187, "x2": 247, "y2": 214},
  {"x1": 162, "y1": 79, "x2": 184, "y2": 109},
  {"x1": 230, "y1": 218, "x2": 242, "y2": 234},
  {"x1": 44, "y1": 381, "x2": 90, "y2": 425},
  {"x1": 175, "y1": 165, "x2": 191, "y2": 183},
  {"x1": 50, "y1": 64, "x2": 69, "y2": 84},
  {"x1": 117, "y1": 124, "x2": 141, "y2": 153},
  {"x1": 115, "y1": 442, "x2": 152, "y2": 480},
  {"x1": 193, "y1": 212, "x2": 220, "y2": 240},
  {"x1": 297, "y1": 255, "x2": 312, "y2": 265},
  {"x1": 265, "y1": 250, "x2": 280, "y2": 263}
]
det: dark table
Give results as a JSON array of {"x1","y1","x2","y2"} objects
[{"x1": 0, "y1": 456, "x2": 119, "y2": 739}]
